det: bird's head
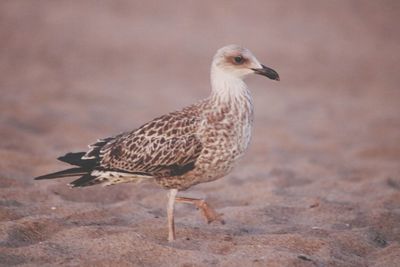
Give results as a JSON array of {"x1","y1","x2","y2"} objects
[{"x1": 211, "y1": 44, "x2": 280, "y2": 81}]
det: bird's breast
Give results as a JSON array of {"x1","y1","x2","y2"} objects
[{"x1": 195, "y1": 98, "x2": 254, "y2": 180}]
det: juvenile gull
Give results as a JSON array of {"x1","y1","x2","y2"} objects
[{"x1": 34, "y1": 45, "x2": 280, "y2": 241}]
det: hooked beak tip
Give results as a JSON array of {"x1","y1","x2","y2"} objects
[{"x1": 252, "y1": 64, "x2": 280, "y2": 81}]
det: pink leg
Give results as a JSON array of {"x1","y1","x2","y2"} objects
[
  {"x1": 175, "y1": 196, "x2": 225, "y2": 224},
  {"x1": 167, "y1": 189, "x2": 178, "y2": 241}
]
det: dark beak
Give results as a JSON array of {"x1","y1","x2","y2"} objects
[{"x1": 252, "y1": 64, "x2": 280, "y2": 81}]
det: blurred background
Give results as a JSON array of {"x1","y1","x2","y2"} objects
[
  {"x1": 0, "y1": 1, "x2": 399, "y2": 266},
  {"x1": 0, "y1": 1, "x2": 399, "y2": 178}
]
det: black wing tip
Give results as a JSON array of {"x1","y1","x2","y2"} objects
[
  {"x1": 34, "y1": 176, "x2": 48, "y2": 180},
  {"x1": 34, "y1": 167, "x2": 86, "y2": 180},
  {"x1": 57, "y1": 152, "x2": 85, "y2": 161},
  {"x1": 34, "y1": 169, "x2": 100, "y2": 188},
  {"x1": 57, "y1": 152, "x2": 94, "y2": 166},
  {"x1": 57, "y1": 151, "x2": 102, "y2": 172}
]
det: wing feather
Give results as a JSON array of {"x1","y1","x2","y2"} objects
[{"x1": 97, "y1": 108, "x2": 203, "y2": 177}]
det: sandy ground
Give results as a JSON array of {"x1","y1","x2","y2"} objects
[{"x1": 0, "y1": 1, "x2": 399, "y2": 266}]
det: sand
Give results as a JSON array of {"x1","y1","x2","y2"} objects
[{"x1": 0, "y1": 1, "x2": 399, "y2": 266}]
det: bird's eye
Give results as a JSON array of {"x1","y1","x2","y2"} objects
[{"x1": 233, "y1": 55, "x2": 244, "y2": 64}]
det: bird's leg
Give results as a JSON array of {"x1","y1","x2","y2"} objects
[
  {"x1": 167, "y1": 189, "x2": 178, "y2": 242},
  {"x1": 175, "y1": 196, "x2": 225, "y2": 224}
]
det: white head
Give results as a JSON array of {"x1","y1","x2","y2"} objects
[{"x1": 211, "y1": 44, "x2": 280, "y2": 81}]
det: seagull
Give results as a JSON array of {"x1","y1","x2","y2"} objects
[{"x1": 34, "y1": 45, "x2": 280, "y2": 241}]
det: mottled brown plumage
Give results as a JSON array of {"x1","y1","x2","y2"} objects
[{"x1": 34, "y1": 45, "x2": 279, "y2": 241}]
